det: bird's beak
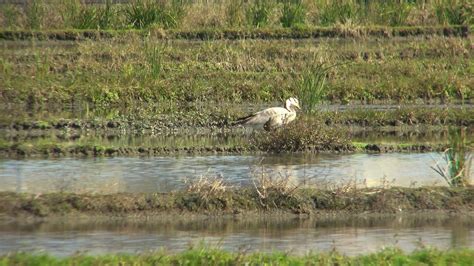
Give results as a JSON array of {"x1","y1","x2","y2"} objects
[{"x1": 295, "y1": 104, "x2": 301, "y2": 110}]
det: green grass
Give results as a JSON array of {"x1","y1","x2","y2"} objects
[
  {"x1": 280, "y1": 1, "x2": 306, "y2": 28},
  {"x1": 125, "y1": 0, "x2": 185, "y2": 29},
  {"x1": 1, "y1": 247, "x2": 474, "y2": 265},
  {"x1": 0, "y1": 35, "x2": 471, "y2": 107},
  {"x1": 1, "y1": 1, "x2": 472, "y2": 30}
]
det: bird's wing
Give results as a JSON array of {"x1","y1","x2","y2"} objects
[{"x1": 243, "y1": 107, "x2": 289, "y2": 125}]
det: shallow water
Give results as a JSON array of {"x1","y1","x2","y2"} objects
[
  {"x1": 1, "y1": 153, "x2": 472, "y2": 193},
  {"x1": 0, "y1": 214, "x2": 472, "y2": 256}
]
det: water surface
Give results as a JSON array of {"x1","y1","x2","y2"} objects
[
  {"x1": 0, "y1": 214, "x2": 472, "y2": 256},
  {"x1": 2, "y1": 153, "x2": 471, "y2": 194}
]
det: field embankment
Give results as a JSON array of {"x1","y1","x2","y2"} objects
[{"x1": 1, "y1": 187, "x2": 473, "y2": 218}]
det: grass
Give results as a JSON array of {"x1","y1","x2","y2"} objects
[
  {"x1": 1, "y1": 1, "x2": 472, "y2": 30},
  {"x1": 280, "y1": 1, "x2": 306, "y2": 28},
  {"x1": 296, "y1": 61, "x2": 341, "y2": 112},
  {"x1": 432, "y1": 128, "x2": 472, "y2": 187},
  {"x1": 1, "y1": 248, "x2": 474, "y2": 265},
  {"x1": 435, "y1": 0, "x2": 474, "y2": 26},
  {"x1": 0, "y1": 35, "x2": 471, "y2": 107},
  {"x1": 246, "y1": 0, "x2": 271, "y2": 27},
  {"x1": 125, "y1": 0, "x2": 185, "y2": 29}
]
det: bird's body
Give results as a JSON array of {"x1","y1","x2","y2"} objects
[{"x1": 235, "y1": 97, "x2": 300, "y2": 131}]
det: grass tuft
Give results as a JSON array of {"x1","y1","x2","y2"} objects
[
  {"x1": 432, "y1": 128, "x2": 472, "y2": 187},
  {"x1": 280, "y1": 0, "x2": 306, "y2": 28},
  {"x1": 435, "y1": 0, "x2": 473, "y2": 25},
  {"x1": 125, "y1": 0, "x2": 184, "y2": 29},
  {"x1": 246, "y1": 0, "x2": 272, "y2": 27}
]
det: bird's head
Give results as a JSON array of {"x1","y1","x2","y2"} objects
[{"x1": 285, "y1": 97, "x2": 301, "y2": 111}]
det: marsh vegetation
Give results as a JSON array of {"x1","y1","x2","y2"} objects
[{"x1": 0, "y1": 0, "x2": 473, "y2": 260}]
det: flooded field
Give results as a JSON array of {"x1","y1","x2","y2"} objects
[
  {"x1": 0, "y1": 214, "x2": 472, "y2": 256},
  {"x1": 0, "y1": 19, "x2": 472, "y2": 262},
  {"x1": 2, "y1": 153, "x2": 471, "y2": 194}
]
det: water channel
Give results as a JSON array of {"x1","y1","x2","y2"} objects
[
  {"x1": 2, "y1": 153, "x2": 472, "y2": 194},
  {"x1": 0, "y1": 214, "x2": 472, "y2": 256}
]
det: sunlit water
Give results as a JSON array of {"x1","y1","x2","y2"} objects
[
  {"x1": 1, "y1": 153, "x2": 472, "y2": 193},
  {"x1": 0, "y1": 215, "x2": 472, "y2": 256}
]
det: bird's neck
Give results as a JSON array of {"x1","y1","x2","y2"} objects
[{"x1": 285, "y1": 105, "x2": 296, "y2": 113}]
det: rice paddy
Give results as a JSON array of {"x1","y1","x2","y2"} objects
[{"x1": 0, "y1": 0, "x2": 473, "y2": 263}]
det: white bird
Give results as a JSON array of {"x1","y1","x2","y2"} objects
[{"x1": 234, "y1": 97, "x2": 301, "y2": 131}]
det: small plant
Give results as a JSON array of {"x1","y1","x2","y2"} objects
[
  {"x1": 0, "y1": 4, "x2": 22, "y2": 30},
  {"x1": 145, "y1": 43, "x2": 163, "y2": 80},
  {"x1": 435, "y1": 0, "x2": 473, "y2": 25},
  {"x1": 226, "y1": 0, "x2": 245, "y2": 27},
  {"x1": 185, "y1": 175, "x2": 228, "y2": 201},
  {"x1": 125, "y1": 0, "x2": 184, "y2": 29},
  {"x1": 431, "y1": 128, "x2": 472, "y2": 187},
  {"x1": 296, "y1": 62, "x2": 339, "y2": 112},
  {"x1": 318, "y1": 2, "x2": 359, "y2": 26},
  {"x1": 251, "y1": 164, "x2": 299, "y2": 202},
  {"x1": 247, "y1": 0, "x2": 272, "y2": 27},
  {"x1": 25, "y1": 0, "x2": 45, "y2": 29},
  {"x1": 280, "y1": 0, "x2": 306, "y2": 28},
  {"x1": 378, "y1": 1, "x2": 414, "y2": 26}
]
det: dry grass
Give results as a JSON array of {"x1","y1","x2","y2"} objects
[
  {"x1": 250, "y1": 163, "x2": 299, "y2": 200},
  {"x1": 184, "y1": 174, "x2": 229, "y2": 198}
]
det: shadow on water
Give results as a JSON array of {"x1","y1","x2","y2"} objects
[{"x1": 0, "y1": 214, "x2": 472, "y2": 256}]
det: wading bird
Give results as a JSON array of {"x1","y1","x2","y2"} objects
[{"x1": 234, "y1": 97, "x2": 301, "y2": 131}]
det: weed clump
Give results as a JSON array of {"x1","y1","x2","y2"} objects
[{"x1": 251, "y1": 118, "x2": 352, "y2": 153}]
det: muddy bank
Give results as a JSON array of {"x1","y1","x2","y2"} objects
[
  {"x1": 0, "y1": 26, "x2": 469, "y2": 41},
  {"x1": 0, "y1": 141, "x2": 452, "y2": 158},
  {"x1": 0, "y1": 187, "x2": 472, "y2": 218},
  {"x1": 1, "y1": 106, "x2": 472, "y2": 132}
]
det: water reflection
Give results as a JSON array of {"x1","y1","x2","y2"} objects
[
  {"x1": 0, "y1": 214, "x2": 472, "y2": 256},
  {"x1": 1, "y1": 153, "x2": 472, "y2": 193}
]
